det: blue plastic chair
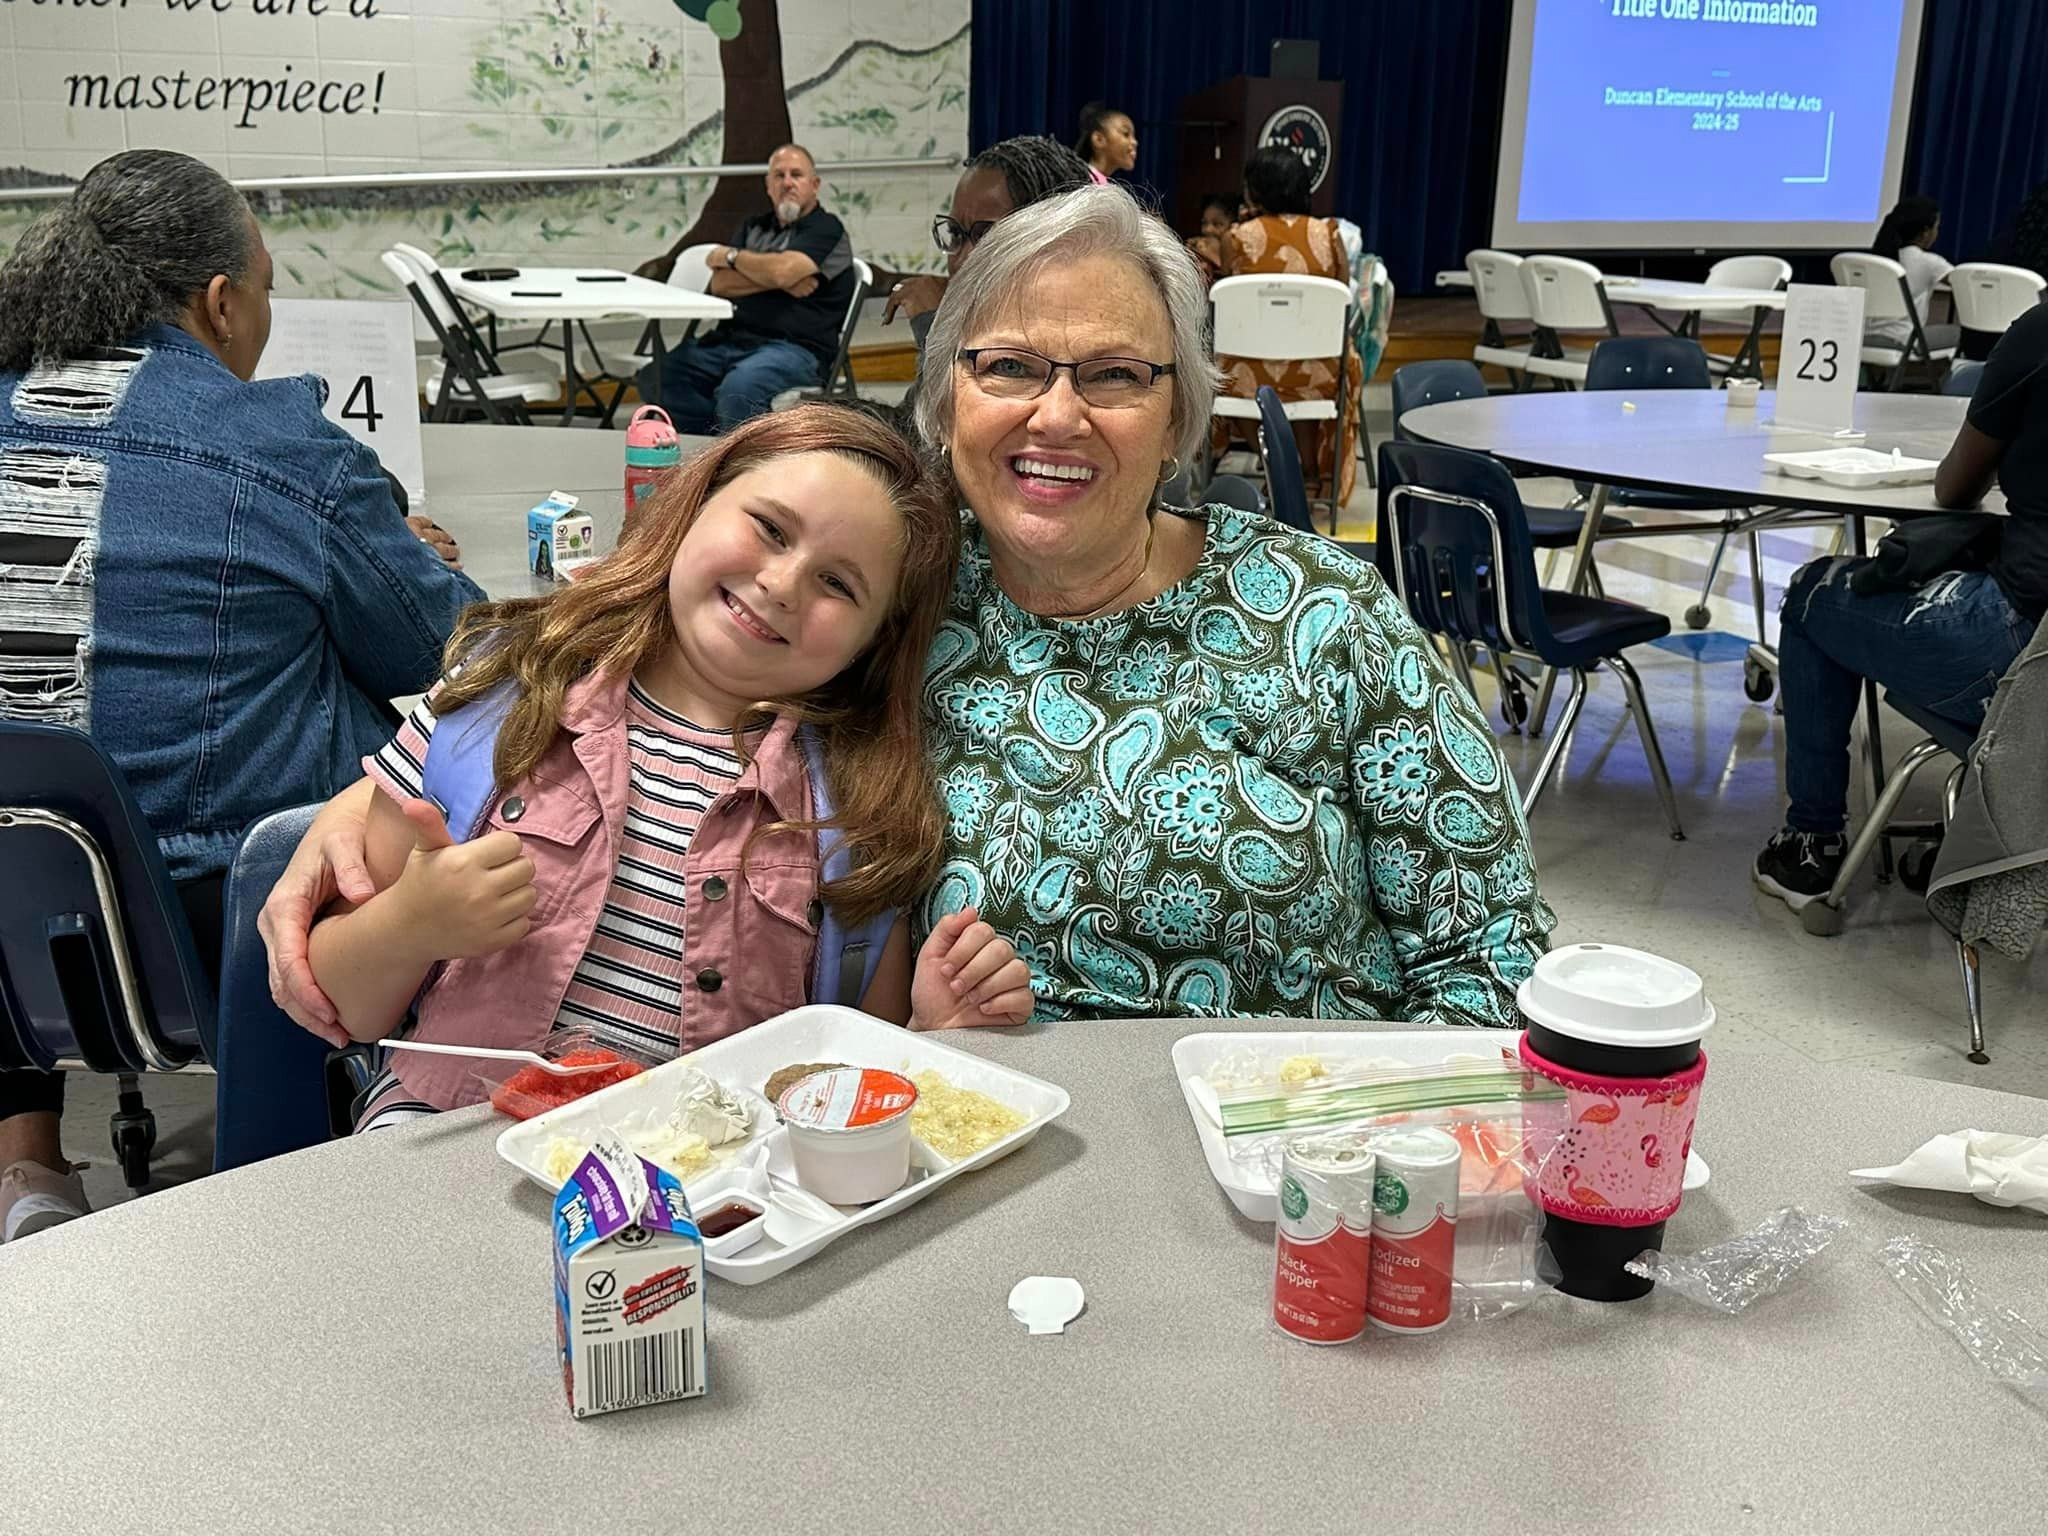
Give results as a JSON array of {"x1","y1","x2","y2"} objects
[
  {"x1": 1942, "y1": 362, "x2": 1984, "y2": 398},
  {"x1": 1391, "y1": 360, "x2": 1631, "y2": 555},
  {"x1": 1581, "y1": 337, "x2": 1758, "y2": 632},
  {"x1": 1376, "y1": 440, "x2": 1685, "y2": 839},
  {"x1": 0, "y1": 721, "x2": 214, "y2": 1185},
  {"x1": 212, "y1": 803, "x2": 353, "y2": 1171},
  {"x1": 1255, "y1": 385, "x2": 1318, "y2": 534}
]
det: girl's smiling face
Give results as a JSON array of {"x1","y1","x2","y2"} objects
[{"x1": 646, "y1": 452, "x2": 906, "y2": 724}]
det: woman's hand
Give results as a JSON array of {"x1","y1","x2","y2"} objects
[
  {"x1": 909, "y1": 906, "x2": 1034, "y2": 1029},
  {"x1": 259, "y1": 779, "x2": 378, "y2": 1047},
  {"x1": 406, "y1": 514, "x2": 463, "y2": 570},
  {"x1": 384, "y1": 799, "x2": 538, "y2": 961},
  {"x1": 883, "y1": 275, "x2": 948, "y2": 326}
]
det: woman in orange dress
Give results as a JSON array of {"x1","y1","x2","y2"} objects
[{"x1": 1210, "y1": 147, "x2": 1364, "y2": 507}]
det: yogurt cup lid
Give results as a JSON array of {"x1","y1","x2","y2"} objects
[
  {"x1": 1516, "y1": 942, "x2": 1715, "y2": 1049},
  {"x1": 777, "y1": 1068, "x2": 918, "y2": 1133}
]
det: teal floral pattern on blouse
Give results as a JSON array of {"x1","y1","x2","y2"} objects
[{"x1": 920, "y1": 505, "x2": 1557, "y2": 1027}]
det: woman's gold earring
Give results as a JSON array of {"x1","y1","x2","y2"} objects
[{"x1": 1158, "y1": 456, "x2": 1181, "y2": 482}]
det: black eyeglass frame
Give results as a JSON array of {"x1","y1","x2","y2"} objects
[
  {"x1": 954, "y1": 346, "x2": 1178, "y2": 400},
  {"x1": 933, "y1": 215, "x2": 997, "y2": 254}
]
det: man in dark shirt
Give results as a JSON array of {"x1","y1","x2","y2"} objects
[
  {"x1": 636, "y1": 144, "x2": 857, "y2": 432},
  {"x1": 1754, "y1": 300, "x2": 2047, "y2": 911}
]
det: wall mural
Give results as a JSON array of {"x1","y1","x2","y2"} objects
[{"x1": 0, "y1": 0, "x2": 969, "y2": 297}]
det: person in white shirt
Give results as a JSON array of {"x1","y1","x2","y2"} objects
[{"x1": 1867, "y1": 194, "x2": 1958, "y2": 351}]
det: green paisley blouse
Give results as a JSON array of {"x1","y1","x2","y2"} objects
[{"x1": 919, "y1": 504, "x2": 1557, "y2": 1028}]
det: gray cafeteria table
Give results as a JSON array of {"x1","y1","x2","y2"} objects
[
  {"x1": 417, "y1": 422, "x2": 712, "y2": 597},
  {"x1": 2, "y1": 1018, "x2": 2043, "y2": 1535},
  {"x1": 1396, "y1": 391, "x2": 2005, "y2": 824}
]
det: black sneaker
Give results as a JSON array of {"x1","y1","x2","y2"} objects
[{"x1": 1753, "y1": 829, "x2": 1847, "y2": 911}]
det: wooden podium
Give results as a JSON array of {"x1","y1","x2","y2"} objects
[{"x1": 1175, "y1": 75, "x2": 1344, "y2": 231}]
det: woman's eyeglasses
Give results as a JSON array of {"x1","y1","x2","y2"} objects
[
  {"x1": 933, "y1": 215, "x2": 997, "y2": 255},
  {"x1": 956, "y1": 347, "x2": 1176, "y2": 408}
]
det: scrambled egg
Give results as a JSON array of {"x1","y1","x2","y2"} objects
[
  {"x1": 1278, "y1": 1055, "x2": 1329, "y2": 1087},
  {"x1": 909, "y1": 1071, "x2": 1029, "y2": 1161}
]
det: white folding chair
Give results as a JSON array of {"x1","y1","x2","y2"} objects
[
  {"x1": 666, "y1": 243, "x2": 723, "y2": 295},
  {"x1": 1467, "y1": 249, "x2": 1534, "y2": 387},
  {"x1": 380, "y1": 249, "x2": 559, "y2": 424},
  {"x1": 773, "y1": 257, "x2": 874, "y2": 411},
  {"x1": 1519, "y1": 256, "x2": 1617, "y2": 389},
  {"x1": 1705, "y1": 255, "x2": 1792, "y2": 291},
  {"x1": 1354, "y1": 261, "x2": 1395, "y2": 488},
  {"x1": 1948, "y1": 262, "x2": 2046, "y2": 338},
  {"x1": 1698, "y1": 255, "x2": 1792, "y2": 378},
  {"x1": 1209, "y1": 273, "x2": 1354, "y2": 530},
  {"x1": 1832, "y1": 251, "x2": 1956, "y2": 390}
]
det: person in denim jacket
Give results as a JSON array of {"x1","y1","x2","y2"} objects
[{"x1": 0, "y1": 150, "x2": 481, "y2": 1240}]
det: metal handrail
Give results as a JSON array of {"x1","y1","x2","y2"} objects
[{"x1": 0, "y1": 155, "x2": 959, "y2": 205}]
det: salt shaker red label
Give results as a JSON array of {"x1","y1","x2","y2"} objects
[{"x1": 623, "y1": 404, "x2": 679, "y2": 537}]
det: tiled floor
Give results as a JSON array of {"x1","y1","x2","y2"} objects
[{"x1": 53, "y1": 383, "x2": 2048, "y2": 1221}]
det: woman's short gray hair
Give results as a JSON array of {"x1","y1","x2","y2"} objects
[{"x1": 914, "y1": 182, "x2": 1221, "y2": 474}]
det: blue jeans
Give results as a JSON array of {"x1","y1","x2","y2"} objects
[
  {"x1": 1779, "y1": 557, "x2": 2037, "y2": 834},
  {"x1": 638, "y1": 334, "x2": 821, "y2": 434}
]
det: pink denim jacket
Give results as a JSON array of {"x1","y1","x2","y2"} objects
[{"x1": 390, "y1": 670, "x2": 821, "y2": 1110}]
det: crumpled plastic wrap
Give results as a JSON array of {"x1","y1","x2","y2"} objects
[
  {"x1": 1623, "y1": 1206, "x2": 1848, "y2": 1314},
  {"x1": 1879, "y1": 1236, "x2": 2048, "y2": 1413}
]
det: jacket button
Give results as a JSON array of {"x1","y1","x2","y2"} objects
[
  {"x1": 500, "y1": 796, "x2": 525, "y2": 822},
  {"x1": 807, "y1": 899, "x2": 824, "y2": 928},
  {"x1": 695, "y1": 967, "x2": 723, "y2": 992},
  {"x1": 703, "y1": 876, "x2": 729, "y2": 901}
]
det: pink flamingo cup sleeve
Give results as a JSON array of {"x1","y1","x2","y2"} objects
[{"x1": 1518, "y1": 1036, "x2": 1706, "y2": 1226}]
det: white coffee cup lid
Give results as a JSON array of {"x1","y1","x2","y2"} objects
[{"x1": 1516, "y1": 942, "x2": 1714, "y2": 1048}]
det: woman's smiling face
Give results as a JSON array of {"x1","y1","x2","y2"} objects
[{"x1": 947, "y1": 253, "x2": 1176, "y2": 585}]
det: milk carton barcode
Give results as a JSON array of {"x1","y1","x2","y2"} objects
[
  {"x1": 588, "y1": 1329, "x2": 699, "y2": 1413},
  {"x1": 552, "y1": 1141, "x2": 709, "y2": 1419}
]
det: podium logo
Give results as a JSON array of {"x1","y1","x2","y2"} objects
[{"x1": 1258, "y1": 106, "x2": 1332, "y2": 192}]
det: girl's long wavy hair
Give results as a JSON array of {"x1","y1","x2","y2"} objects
[{"x1": 433, "y1": 405, "x2": 959, "y2": 923}]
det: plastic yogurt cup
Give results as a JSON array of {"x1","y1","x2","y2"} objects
[{"x1": 776, "y1": 1068, "x2": 919, "y2": 1204}]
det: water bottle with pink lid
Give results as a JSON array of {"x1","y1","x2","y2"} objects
[{"x1": 623, "y1": 404, "x2": 679, "y2": 537}]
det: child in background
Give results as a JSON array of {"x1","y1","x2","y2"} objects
[
  {"x1": 307, "y1": 406, "x2": 1033, "y2": 1129},
  {"x1": 1187, "y1": 193, "x2": 1239, "y2": 282}
]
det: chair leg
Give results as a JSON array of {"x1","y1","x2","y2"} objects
[
  {"x1": 1601, "y1": 652, "x2": 1684, "y2": 840},
  {"x1": 1939, "y1": 761, "x2": 1989, "y2": 1064},
  {"x1": 1486, "y1": 649, "x2": 1520, "y2": 734},
  {"x1": 1445, "y1": 637, "x2": 1480, "y2": 704},
  {"x1": 1521, "y1": 668, "x2": 1589, "y2": 819},
  {"x1": 1815, "y1": 738, "x2": 1954, "y2": 914},
  {"x1": 1958, "y1": 941, "x2": 1989, "y2": 1064}
]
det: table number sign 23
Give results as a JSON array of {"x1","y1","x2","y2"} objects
[{"x1": 1773, "y1": 283, "x2": 1865, "y2": 435}]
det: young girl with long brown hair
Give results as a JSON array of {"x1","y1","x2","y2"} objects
[{"x1": 307, "y1": 405, "x2": 1032, "y2": 1127}]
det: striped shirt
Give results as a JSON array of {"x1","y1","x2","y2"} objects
[{"x1": 353, "y1": 679, "x2": 762, "y2": 1131}]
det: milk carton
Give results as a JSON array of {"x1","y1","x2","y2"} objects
[
  {"x1": 527, "y1": 489, "x2": 596, "y2": 581},
  {"x1": 552, "y1": 1137, "x2": 708, "y2": 1418}
]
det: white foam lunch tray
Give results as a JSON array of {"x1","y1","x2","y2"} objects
[
  {"x1": 497, "y1": 1006, "x2": 1070, "y2": 1285},
  {"x1": 1764, "y1": 447, "x2": 1939, "y2": 489},
  {"x1": 1172, "y1": 1029, "x2": 1707, "y2": 1222}
]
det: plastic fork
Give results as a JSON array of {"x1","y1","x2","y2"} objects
[{"x1": 374, "y1": 1037, "x2": 621, "y2": 1076}]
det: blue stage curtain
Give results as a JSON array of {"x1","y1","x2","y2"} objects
[
  {"x1": 1903, "y1": 0, "x2": 2048, "y2": 266},
  {"x1": 972, "y1": 0, "x2": 2048, "y2": 287},
  {"x1": 968, "y1": 0, "x2": 1511, "y2": 292}
]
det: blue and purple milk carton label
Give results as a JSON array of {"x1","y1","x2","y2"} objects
[{"x1": 551, "y1": 1139, "x2": 707, "y2": 1418}]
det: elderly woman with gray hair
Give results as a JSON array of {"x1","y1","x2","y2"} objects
[{"x1": 263, "y1": 183, "x2": 1553, "y2": 1037}]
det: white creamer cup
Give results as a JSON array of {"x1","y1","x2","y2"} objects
[
  {"x1": 776, "y1": 1068, "x2": 918, "y2": 1204},
  {"x1": 1724, "y1": 378, "x2": 1762, "y2": 410}
]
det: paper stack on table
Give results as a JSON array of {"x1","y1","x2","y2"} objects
[{"x1": 1852, "y1": 1131, "x2": 2048, "y2": 1216}]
